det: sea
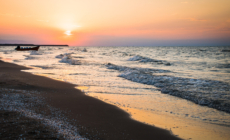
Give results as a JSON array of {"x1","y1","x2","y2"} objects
[{"x1": 1, "y1": 46, "x2": 230, "y2": 140}]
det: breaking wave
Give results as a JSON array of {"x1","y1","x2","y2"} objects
[
  {"x1": 106, "y1": 63, "x2": 230, "y2": 113},
  {"x1": 56, "y1": 53, "x2": 81, "y2": 65},
  {"x1": 128, "y1": 55, "x2": 171, "y2": 66}
]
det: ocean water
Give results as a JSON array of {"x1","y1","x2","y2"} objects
[{"x1": 1, "y1": 46, "x2": 230, "y2": 139}]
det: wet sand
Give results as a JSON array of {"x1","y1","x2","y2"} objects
[
  {"x1": 0, "y1": 111, "x2": 65, "y2": 139},
  {"x1": 0, "y1": 60, "x2": 181, "y2": 140}
]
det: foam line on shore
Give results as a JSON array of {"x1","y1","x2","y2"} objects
[
  {"x1": 0, "y1": 60, "x2": 182, "y2": 140},
  {"x1": 0, "y1": 88, "x2": 88, "y2": 140}
]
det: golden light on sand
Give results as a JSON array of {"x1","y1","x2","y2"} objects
[{"x1": 64, "y1": 30, "x2": 72, "y2": 36}]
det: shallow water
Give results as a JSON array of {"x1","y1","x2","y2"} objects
[{"x1": 1, "y1": 46, "x2": 230, "y2": 140}]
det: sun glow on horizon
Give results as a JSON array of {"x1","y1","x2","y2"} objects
[
  {"x1": 64, "y1": 30, "x2": 72, "y2": 36},
  {"x1": 57, "y1": 20, "x2": 81, "y2": 31},
  {"x1": 0, "y1": 0, "x2": 229, "y2": 46}
]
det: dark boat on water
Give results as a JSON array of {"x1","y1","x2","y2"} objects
[
  {"x1": 0, "y1": 44, "x2": 68, "y2": 51},
  {"x1": 15, "y1": 46, "x2": 40, "y2": 51}
]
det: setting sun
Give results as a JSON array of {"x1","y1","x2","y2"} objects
[
  {"x1": 64, "y1": 30, "x2": 72, "y2": 36},
  {"x1": 0, "y1": 0, "x2": 229, "y2": 46},
  {"x1": 1, "y1": 1, "x2": 230, "y2": 140}
]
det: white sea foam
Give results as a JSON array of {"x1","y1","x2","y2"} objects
[
  {"x1": 58, "y1": 53, "x2": 81, "y2": 65},
  {"x1": 106, "y1": 63, "x2": 230, "y2": 113},
  {"x1": 128, "y1": 55, "x2": 171, "y2": 65},
  {"x1": 0, "y1": 88, "x2": 88, "y2": 140},
  {"x1": 106, "y1": 63, "x2": 170, "y2": 73},
  {"x1": 1, "y1": 46, "x2": 230, "y2": 133}
]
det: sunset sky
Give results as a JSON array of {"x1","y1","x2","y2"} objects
[{"x1": 0, "y1": 0, "x2": 230, "y2": 46}]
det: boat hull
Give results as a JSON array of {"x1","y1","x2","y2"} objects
[{"x1": 15, "y1": 46, "x2": 40, "y2": 51}]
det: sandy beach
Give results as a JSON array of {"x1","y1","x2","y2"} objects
[
  {"x1": 0, "y1": 60, "x2": 181, "y2": 140},
  {"x1": 1, "y1": 0, "x2": 230, "y2": 139}
]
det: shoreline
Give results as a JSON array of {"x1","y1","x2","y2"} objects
[{"x1": 0, "y1": 60, "x2": 181, "y2": 140}]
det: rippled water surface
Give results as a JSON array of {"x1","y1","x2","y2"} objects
[{"x1": 1, "y1": 46, "x2": 230, "y2": 140}]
